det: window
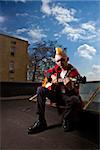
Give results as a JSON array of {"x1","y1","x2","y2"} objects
[
  {"x1": 11, "y1": 41, "x2": 16, "y2": 45},
  {"x1": 9, "y1": 61, "x2": 15, "y2": 73},
  {"x1": 10, "y1": 46, "x2": 16, "y2": 56},
  {"x1": 10, "y1": 40, "x2": 16, "y2": 56},
  {"x1": 9, "y1": 72, "x2": 14, "y2": 81}
]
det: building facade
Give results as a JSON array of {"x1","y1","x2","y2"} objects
[{"x1": 0, "y1": 34, "x2": 29, "y2": 82}]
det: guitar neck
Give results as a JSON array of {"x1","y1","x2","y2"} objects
[{"x1": 57, "y1": 77, "x2": 77, "y2": 83}]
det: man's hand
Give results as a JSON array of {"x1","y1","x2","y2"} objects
[
  {"x1": 51, "y1": 74, "x2": 57, "y2": 84},
  {"x1": 63, "y1": 77, "x2": 70, "y2": 85}
]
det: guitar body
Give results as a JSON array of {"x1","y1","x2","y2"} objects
[
  {"x1": 42, "y1": 73, "x2": 85, "y2": 95},
  {"x1": 42, "y1": 77, "x2": 48, "y2": 87},
  {"x1": 42, "y1": 77, "x2": 52, "y2": 90},
  {"x1": 42, "y1": 74, "x2": 73, "y2": 93}
]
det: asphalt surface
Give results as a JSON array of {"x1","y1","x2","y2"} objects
[{"x1": 0, "y1": 97, "x2": 99, "y2": 150}]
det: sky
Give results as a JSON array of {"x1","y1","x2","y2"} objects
[{"x1": 0, "y1": 0, "x2": 100, "y2": 81}]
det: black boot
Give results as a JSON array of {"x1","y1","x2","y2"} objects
[
  {"x1": 62, "y1": 119, "x2": 73, "y2": 132},
  {"x1": 28, "y1": 119, "x2": 47, "y2": 134}
]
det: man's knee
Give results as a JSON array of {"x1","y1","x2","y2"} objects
[
  {"x1": 37, "y1": 86, "x2": 46, "y2": 95},
  {"x1": 70, "y1": 95, "x2": 83, "y2": 110},
  {"x1": 37, "y1": 86, "x2": 43, "y2": 94},
  {"x1": 37, "y1": 86, "x2": 42, "y2": 93},
  {"x1": 70, "y1": 95, "x2": 80, "y2": 102}
]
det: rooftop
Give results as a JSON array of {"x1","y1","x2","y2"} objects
[{"x1": 1, "y1": 98, "x2": 99, "y2": 149}]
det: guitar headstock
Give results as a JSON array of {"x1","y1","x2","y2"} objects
[{"x1": 77, "y1": 76, "x2": 86, "y2": 84}]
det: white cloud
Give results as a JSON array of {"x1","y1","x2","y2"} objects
[
  {"x1": 81, "y1": 22, "x2": 96, "y2": 33},
  {"x1": 41, "y1": 1, "x2": 97, "y2": 42},
  {"x1": 77, "y1": 44, "x2": 96, "y2": 59},
  {"x1": 86, "y1": 64, "x2": 100, "y2": 81},
  {"x1": 96, "y1": 29, "x2": 100, "y2": 42},
  {"x1": 16, "y1": 28, "x2": 28, "y2": 34},
  {"x1": 51, "y1": 6, "x2": 77, "y2": 25},
  {"x1": 16, "y1": 13, "x2": 29, "y2": 17},
  {"x1": 92, "y1": 64, "x2": 100, "y2": 73},
  {"x1": 54, "y1": 33, "x2": 61, "y2": 40},
  {"x1": 14, "y1": 0, "x2": 26, "y2": 3},
  {"x1": 54, "y1": 33, "x2": 61, "y2": 37},
  {"x1": 41, "y1": 0, "x2": 51, "y2": 15},
  {"x1": 62, "y1": 25, "x2": 84, "y2": 41},
  {"x1": 61, "y1": 22, "x2": 97, "y2": 41},
  {"x1": 14, "y1": 34, "x2": 28, "y2": 41},
  {"x1": 0, "y1": 16, "x2": 5, "y2": 23},
  {"x1": 28, "y1": 28, "x2": 47, "y2": 42},
  {"x1": 0, "y1": 27, "x2": 7, "y2": 32},
  {"x1": 41, "y1": 0, "x2": 77, "y2": 25}
]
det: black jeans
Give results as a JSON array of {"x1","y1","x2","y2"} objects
[{"x1": 36, "y1": 86, "x2": 83, "y2": 122}]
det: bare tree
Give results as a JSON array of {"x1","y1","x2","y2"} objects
[{"x1": 29, "y1": 40, "x2": 62, "y2": 82}]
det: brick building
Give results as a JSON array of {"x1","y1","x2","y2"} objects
[{"x1": 0, "y1": 34, "x2": 29, "y2": 82}]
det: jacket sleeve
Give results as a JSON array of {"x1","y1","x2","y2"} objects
[
  {"x1": 68, "y1": 64, "x2": 81, "y2": 95},
  {"x1": 44, "y1": 65, "x2": 60, "y2": 78},
  {"x1": 69, "y1": 68, "x2": 80, "y2": 78}
]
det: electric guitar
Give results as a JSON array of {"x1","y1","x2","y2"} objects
[
  {"x1": 42, "y1": 73, "x2": 86, "y2": 92},
  {"x1": 29, "y1": 75, "x2": 86, "y2": 101}
]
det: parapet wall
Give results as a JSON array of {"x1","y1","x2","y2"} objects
[
  {"x1": 80, "y1": 81, "x2": 100, "y2": 103},
  {"x1": 0, "y1": 81, "x2": 100, "y2": 100},
  {"x1": 0, "y1": 81, "x2": 41, "y2": 97}
]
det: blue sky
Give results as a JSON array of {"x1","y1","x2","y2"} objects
[{"x1": 0, "y1": 0, "x2": 100, "y2": 81}]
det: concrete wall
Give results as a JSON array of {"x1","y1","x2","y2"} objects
[
  {"x1": 1, "y1": 81, "x2": 100, "y2": 102},
  {"x1": 80, "y1": 81, "x2": 100, "y2": 102},
  {"x1": 1, "y1": 81, "x2": 41, "y2": 97}
]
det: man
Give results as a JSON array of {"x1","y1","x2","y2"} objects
[{"x1": 28, "y1": 47, "x2": 84, "y2": 134}]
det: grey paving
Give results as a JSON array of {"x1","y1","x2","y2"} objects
[{"x1": 0, "y1": 98, "x2": 99, "y2": 150}]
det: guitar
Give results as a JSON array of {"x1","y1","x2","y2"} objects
[
  {"x1": 29, "y1": 75, "x2": 86, "y2": 101},
  {"x1": 42, "y1": 73, "x2": 86, "y2": 92}
]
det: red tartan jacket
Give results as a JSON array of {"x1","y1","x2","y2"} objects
[
  {"x1": 45, "y1": 63, "x2": 80, "y2": 78},
  {"x1": 44, "y1": 64, "x2": 84, "y2": 107},
  {"x1": 44, "y1": 63, "x2": 81, "y2": 95}
]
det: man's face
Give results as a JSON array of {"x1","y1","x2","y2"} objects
[{"x1": 56, "y1": 57, "x2": 67, "y2": 68}]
